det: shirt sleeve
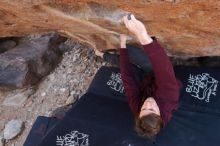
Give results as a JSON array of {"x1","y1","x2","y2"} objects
[
  {"x1": 142, "y1": 40, "x2": 180, "y2": 126},
  {"x1": 119, "y1": 48, "x2": 142, "y2": 116}
]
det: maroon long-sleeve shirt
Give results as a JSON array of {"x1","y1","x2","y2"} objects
[{"x1": 120, "y1": 39, "x2": 180, "y2": 127}]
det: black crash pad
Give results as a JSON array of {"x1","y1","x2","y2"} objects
[
  {"x1": 156, "y1": 66, "x2": 220, "y2": 146},
  {"x1": 23, "y1": 116, "x2": 59, "y2": 146},
  {"x1": 25, "y1": 66, "x2": 220, "y2": 146}
]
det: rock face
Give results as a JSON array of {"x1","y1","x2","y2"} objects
[
  {"x1": 0, "y1": 33, "x2": 66, "y2": 90},
  {"x1": 0, "y1": 0, "x2": 220, "y2": 56},
  {"x1": 0, "y1": 37, "x2": 17, "y2": 53}
]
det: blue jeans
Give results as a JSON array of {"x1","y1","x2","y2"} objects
[{"x1": 103, "y1": 44, "x2": 153, "y2": 83}]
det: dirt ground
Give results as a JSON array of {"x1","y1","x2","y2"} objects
[{"x1": 0, "y1": 39, "x2": 107, "y2": 146}]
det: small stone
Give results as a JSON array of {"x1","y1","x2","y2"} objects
[
  {"x1": 3, "y1": 88, "x2": 34, "y2": 107},
  {"x1": 49, "y1": 74, "x2": 55, "y2": 81},
  {"x1": 3, "y1": 119, "x2": 24, "y2": 140},
  {"x1": 24, "y1": 100, "x2": 33, "y2": 107},
  {"x1": 41, "y1": 92, "x2": 46, "y2": 97},
  {"x1": 70, "y1": 91, "x2": 76, "y2": 96},
  {"x1": 60, "y1": 88, "x2": 66, "y2": 92},
  {"x1": 73, "y1": 79, "x2": 77, "y2": 82},
  {"x1": 65, "y1": 96, "x2": 77, "y2": 105},
  {"x1": 67, "y1": 69, "x2": 71, "y2": 74}
]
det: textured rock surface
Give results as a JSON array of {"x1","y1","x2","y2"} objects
[
  {"x1": 0, "y1": 33, "x2": 66, "y2": 90},
  {"x1": 3, "y1": 88, "x2": 35, "y2": 107},
  {"x1": 0, "y1": 38, "x2": 106, "y2": 146},
  {"x1": 0, "y1": 38, "x2": 17, "y2": 54},
  {"x1": 0, "y1": 0, "x2": 220, "y2": 56},
  {"x1": 3, "y1": 119, "x2": 24, "y2": 140}
]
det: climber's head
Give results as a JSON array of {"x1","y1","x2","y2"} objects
[{"x1": 135, "y1": 97, "x2": 163, "y2": 139}]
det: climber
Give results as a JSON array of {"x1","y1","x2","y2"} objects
[{"x1": 95, "y1": 14, "x2": 180, "y2": 139}]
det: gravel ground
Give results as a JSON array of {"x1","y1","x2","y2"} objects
[{"x1": 0, "y1": 39, "x2": 107, "y2": 146}]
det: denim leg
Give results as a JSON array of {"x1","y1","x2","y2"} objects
[
  {"x1": 126, "y1": 44, "x2": 152, "y2": 74},
  {"x1": 103, "y1": 53, "x2": 119, "y2": 66},
  {"x1": 103, "y1": 46, "x2": 153, "y2": 84}
]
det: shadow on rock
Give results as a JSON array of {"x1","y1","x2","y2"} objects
[{"x1": 0, "y1": 33, "x2": 67, "y2": 90}]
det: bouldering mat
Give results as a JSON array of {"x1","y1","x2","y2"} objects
[{"x1": 25, "y1": 66, "x2": 220, "y2": 146}]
